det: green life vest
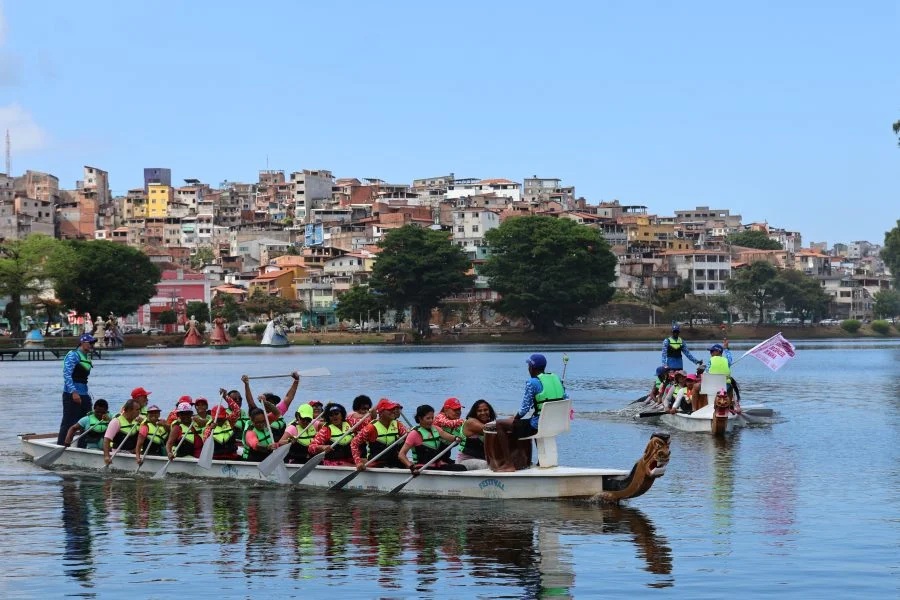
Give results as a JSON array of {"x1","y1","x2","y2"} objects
[
  {"x1": 328, "y1": 422, "x2": 352, "y2": 445},
  {"x1": 176, "y1": 422, "x2": 197, "y2": 445},
  {"x1": 145, "y1": 422, "x2": 168, "y2": 446},
  {"x1": 708, "y1": 355, "x2": 731, "y2": 382},
  {"x1": 534, "y1": 372, "x2": 565, "y2": 416},
  {"x1": 68, "y1": 349, "x2": 93, "y2": 384},
  {"x1": 412, "y1": 425, "x2": 442, "y2": 464},
  {"x1": 367, "y1": 420, "x2": 400, "y2": 459},
  {"x1": 242, "y1": 426, "x2": 273, "y2": 460},
  {"x1": 666, "y1": 337, "x2": 684, "y2": 358},
  {"x1": 290, "y1": 420, "x2": 316, "y2": 446}
]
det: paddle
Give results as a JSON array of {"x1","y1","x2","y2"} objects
[
  {"x1": 289, "y1": 416, "x2": 368, "y2": 484},
  {"x1": 247, "y1": 367, "x2": 331, "y2": 380},
  {"x1": 152, "y1": 424, "x2": 191, "y2": 479},
  {"x1": 34, "y1": 427, "x2": 94, "y2": 467},
  {"x1": 388, "y1": 439, "x2": 460, "y2": 496},
  {"x1": 639, "y1": 411, "x2": 667, "y2": 418},
  {"x1": 258, "y1": 416, "x2": 323, "y2": 476},
  {"x1": 329, "y1": 431, "x2": 412, "y2": 491},
  {"x1": 198, "y1": 391, "x2": 230, "y2": 470},
  {"x1": 105, "y1": 417, "x2": 144, "y2": 470}
]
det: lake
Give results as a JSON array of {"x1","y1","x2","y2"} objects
[{"x1": 1, "y1": 339, "x2": 897, "y2": 598}]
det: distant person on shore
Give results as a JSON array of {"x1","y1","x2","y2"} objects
[
  {"x1": 661, "y1": 324, "x2": 701, "y2": 371},
  {"x1": 57, "y1": 334, "x2": 97, "y2": 445}
]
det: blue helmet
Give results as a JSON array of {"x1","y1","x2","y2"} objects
[
  {"x1": 655, "y1": 366, "x2": 667, "y2": 377},
  {"x1": 708, "y1": 343, "x2": 724, "y2": 353}
]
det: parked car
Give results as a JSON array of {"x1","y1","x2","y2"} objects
[
  {"x1": 123, "y1": 326, "x2": 142, "y2": 334},
  {"x1": 143, "y1": 328, "x2": 164, "y2": 336},
  {"x1": 237, "y1": 323, "x2": 254, "y2": 333},
  {"x1": 48, "y1": 327, "x2": 73, "y2": 337}
]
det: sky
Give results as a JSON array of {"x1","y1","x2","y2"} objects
[{"x1": 1, "y1": 1, "x2": 897, "y2": 245}]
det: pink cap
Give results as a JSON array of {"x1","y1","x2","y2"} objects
[{"x1": 176, "y1": 402, "x2": 193, "y2": 413}]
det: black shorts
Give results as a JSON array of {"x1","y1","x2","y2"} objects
[{"x1": 512, "y1": 419, "x2": 538, "y2": 439}]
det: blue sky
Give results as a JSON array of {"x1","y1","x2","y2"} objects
[{"x1": 1, "y1": 1, "x2": 897, "y2": 244}]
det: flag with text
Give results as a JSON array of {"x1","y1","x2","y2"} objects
[{"x1": 742, "y1": 333, "x2": 796, "y2": 372}]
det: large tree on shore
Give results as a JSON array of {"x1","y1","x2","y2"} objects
[
  {"x1": 481, "y1": 215, "x2": 617, "y2": 333},
  {"x1": 0, "y1": 234, "x2": 62, "y2": 337},
  {"x1": 335, "y1": 285, "x2": 387, "y2": 325},
  {"x1": 774, "y1": 269, "x2": 830, "y2": 324},
  {"x1": 369, "y1": 225, "x2": 473, "y2": 337},
  {"x1": 882, "y1": 219, "x2": 900, "y2": 288},
  {"x1": 50, "y1": 240, "x2": 160, "y2": 318},
  {"x1": 725, "y1": 261, "x2": 780, "y2": 325},
  {"x1": 727, "y1": 230, "x2": 783, "y2": 250}
]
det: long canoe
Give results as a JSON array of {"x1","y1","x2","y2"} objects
[{"x1": 20, "y1": 432, "x2": 670, "y2": 503}]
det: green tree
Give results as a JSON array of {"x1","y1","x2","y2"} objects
[
  {"x1": 873, "y1": 289, "x2": 900, "y2": 321},
  {"x1": 158, "y1": 309, "x2": 177, "y2": 326},
  {"x1": 185, "y1": 301, "x2": 211, "y2": 325},
  {"x1": 481, "y1": 216, "x2": 617, "y2": 333},
  {"x1": 213, "y1": 292, "x2": 245, "y2": 324},
  {"x1": 774, "y1": 269, "x2": 831, "y2": 324},
  {"x1": 243, "y1": 288, "x2": 301, "y2": 320},
  {"x1": 0, "y1": 234, "x2": 63, "y2": 337},
  {"x1": 665, "y1": 295, "x2": 715, "y2": 328},
  {"x1": 725, "y1": 261, "x2": 781, "y2": 325},
  {"x1": 369, "y1": 225, "x2": 474, "y2": 336},
  {"x1": 335, "y1": 285, "x2": 386, "y2": 324},
  {"x1": 727, "y1": 230, "x2": 783, "y2": 250},
  {"x1": 653, "y1": 280, "x2": 692, "y2": 307},
  {"x1": 51, "y1": 240, "x2": 160, "y2": 318},
  {"x1": 190, "y1": 246, "x2": 215, "y2": 270},
  {"x1": 882, "y1": 219, "x2": 900, "y2": 288}
]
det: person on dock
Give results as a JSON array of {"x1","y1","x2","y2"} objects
[
  {"x1": 351, "y1": 398, "x2": 408, "y2": 470},
  {"x1": 63, "y1": 398, "x2": 110, "y2": 450},
  {"x1": 103, "y1": 400, "x2": 144, "y2": 464},
  {"x1": 661, "y1": 324, "x2": 702, "y2": 371},
  {"x1": 308, "y1": 403, "x2": 355, "y2": 466},
  {"x1": 135, "y1": 405, "x2": 168, "y2": 464},
  {"x1": 57, "y1": 333, "x2": 97, "y2": 446},
  {"x1": 397, "y1": 404, "x2": 467, "y2": 473}
]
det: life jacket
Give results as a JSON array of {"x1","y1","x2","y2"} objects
[
  {"x1": 112, "y1": 415, "x2": 140, "y2": 452},
  {"x1": 242, "y1": 426, "x2": 273, "y2": 462},
  {"x1": 78, "y1": 411, "x2": 108, "y2": 448},
  {"x1": 708, "y1": 355, "x2": 732, "y2": 382},
  {"x1": 459, "y1": 434, "x2": 485, "y2": 460},
  {"x1": 233, "y1": 409, "x2": 250, "y2": 438},
  {"x1": 269, "y1": 415, "x2": 286, "y2": 441},
  {"x1": 67, "y1": 349, "x2": 92, "y2": 384},
  {"x1": 439, "y1": 422, "x2": 463, "y2": 451},
  {"x1": 411, "y1": 426, "x2": 443, "y2": 465},
  {"x1": 211, "y1": 422, "x2": 237, "y2": 456},
  {"x1": 534, "y1": 372, "x2": 565, "y2": 417},
  {"x1": 288, "y1": 420, "x2": 316, "y2": 463},
  {"x1": 325, "y1": 422, "x2": 352, "y2": 461},
  {"x1": 174, "y1": 422, "x2": 198, "y2": 457},
  {"x1": 666, "y1": 337, "x2": 683, "y2": 359},
  {"x1": 142, "y1": 421, "x2": 168, "y2": 456},
  {"x1": 366, "y1": 420, "x2": 401, "y2": 466}
]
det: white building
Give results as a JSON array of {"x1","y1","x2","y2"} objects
[
  {"x1": 451, "y1": 207, "x2": 501, "y2": 254},
  {"x1": 446, "y1": 178, "x2": 522, "y2": 202},
  {"x1": 290, "y1": 169, "x2": 334, "y2": 222},
  {"x1": 663, "y1": 250, "x2": 732, "y2": 295}
]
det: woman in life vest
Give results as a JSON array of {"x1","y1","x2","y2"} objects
[
  {"x1": 308, "y1": 403, "x2": 355, "y2": 466},
  {"x1": 103, "y1": 399, "x2": 144, "y2": 465},
  {"x1": 64, "y1": 398, "x2": 110, "y2": 450},
  {"x1": 242, "y1": 407, "x2": 277, "y2": 462},
  {"x1": 433, "y1": 397, "x2": 465, "y2": 457},
  {"x1": 135, "y1": 405, "x2": 169, "y2": 465},
  {"x1": 278, "y1": 404, "x2": 319, "y2": 464},
  {"x1": 457, "y1": 399, "x2": 497, "y2": 470},
  {"x1": 397, "y1": 404, "x2": 467, "y2": 473},
  {"x1": 351, "y1": 398, "x2": 408, "y2": 470},
  {"x1": 240, "y1": 372, "x2": 300, "y2": 439},
  {"x1": 204, "y1": 405, "x2": 239, "y2": 460},
  {"x1": 346, "y1": 394, "x2": 374, "y2": 427},
  {"x1": 167, "y1": 402, "x2": 201, "y2": 459},
  {"x1": 192, "y1": 397, "x2": 211, "y2": 430}
]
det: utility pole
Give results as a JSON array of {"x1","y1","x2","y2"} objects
[{"x1": 5, "y1": 130, "x2": 10, "y2": 176}]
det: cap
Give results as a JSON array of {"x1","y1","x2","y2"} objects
[
  {"x1": 193, "y1": 397, "x2": 208, "y2": 406},
  {"x1": 672, "y1": 324, "x2": 681, "y2": 332},
  {"x1": 685, "y1": 374, "x2": 698, "y2": 381},
  {"x1": 308, "y1": 400, "x2": 323, "y2": 407},
  {"x1": 178, "y1": 395, "x2": 193, "y2": 405},
  {"x1": 442, "y1": 397, "x2": 463, "y2": 410},
  {"x1": 376, "y1": 398, "x2": 402, "y2": 412},
  {"x1": 130, "y1": 387, "x2": 152, "y2": 399},
  {"x1": 147, "y1": 404, "x2": 161, "y2": 412},
  {"x1": 79, "y1": 333, "x2": 97, "y2": 343},
  {"x1": 176, "y1": 402, "x2": 193, "y2": 413},
  {"x1": 326, "y1": 405, "x2": 343, "y2": 414},
  {"x1": 674, "y1": 370, "x2": 686, "y2": 378},
  {"x1": 526, "y1": 353, "x2": 547, "y2": 369},
  {"x1": 708, "y1": 344, "x2": 724, "y2": 353},
  {"x1": 296, "y1": 404, "x2": 314, "y2": 419},
  {"x1": 655, "y1": 366, "x2": 667, "y2": 377},
  {"x1": 210, "y1": 406, "x2": 228, "y2": 419}
]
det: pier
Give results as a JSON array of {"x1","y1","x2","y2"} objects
[{"x1": 0, "y1": 347, "x2": 106, "y2": 361}]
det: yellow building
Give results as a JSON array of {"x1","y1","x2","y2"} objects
[
  {"x1": 249, "y1": 269, "x2": 298, "y2": 300},
  {"x1": 147, "y1": 184, "x2": 173, "y2": 218}
]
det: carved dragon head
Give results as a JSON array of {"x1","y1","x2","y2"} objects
[{"x1": 643, "y1": 433, "x2": 671, "y2": 477}]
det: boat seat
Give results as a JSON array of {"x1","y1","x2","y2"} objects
[
  {"x1": 700, "y1": 373, "x2": 728, "y2": 396},
  {"x1": 520, "y1": 399, "x2": 572, "y2": 468}
]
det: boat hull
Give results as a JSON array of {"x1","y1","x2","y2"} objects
[{"x1": 20, "y1": 433, "x2": 669, "y2": 502}]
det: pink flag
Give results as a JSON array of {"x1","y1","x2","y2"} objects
[{"x1": 742, "y1": 333, "x2": 796, "y2": 372}]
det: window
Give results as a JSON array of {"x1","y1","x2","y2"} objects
[
  {"x1": 457, "y1": 225, "x2": 464, "y2": 233},
  {"x1": 472, "y1": 225, "x2": 479, "y2": 232},
  {"x1": 696, "y1": 283, "x2": 705, "y2": 290}
]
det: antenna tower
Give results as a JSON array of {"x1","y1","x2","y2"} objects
[{"x1": 5, "y1": 130, "x2": 10, "y2": 176}]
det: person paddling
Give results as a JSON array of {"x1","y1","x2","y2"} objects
[
  {"x1": 135, "y1": 405, "x2": 168, "y2": 465},
  {"x1": 242, "y1": 407, "x2": 278, "y2": 462},
  {"x1": 351, "y1": 398, "x2": 408, "y2": 470},
  {"x1": 166, "y1": 402, "x2": 201, "y2": 459},
  {"x1": 308, "y1": 403, "x2": 355, "y2": 466},
  {"x1": 64, "y1": 398, "x2": 110, "y2": 450},
  {"x1": 278, "y1": 404, "x2": 319, "y2": 464},
  {"x1": 204, "y1": 406, "x2": 239, "y2": 460},
  {"x1": 103, "y1": 399, "x2": 144, "y2": 465},
  {"x1": 397, "y1": 404, "x2": 467, "y2": 473},
  {"x1": 433, "y1": 397, "x2": 465, "y2": 459}
]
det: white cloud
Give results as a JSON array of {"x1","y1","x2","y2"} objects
[{"x1": 0, "y1": 103, "x2": 48, "y2": 152}]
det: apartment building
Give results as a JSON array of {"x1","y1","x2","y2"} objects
[{"x1": 662, "y1": 250, "x2": 732, "y2": 295}]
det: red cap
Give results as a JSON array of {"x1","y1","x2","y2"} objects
[
  {"x1": 442, "y1": 397, "x2": 463, "y2": 410},
  {"x1": 178, "y1": 395, "x2": 193, "y2": 405},
  {"x1": 685, "y1": 374, "x2": 698, "y2": 381},
  {"x1": 210, "y1": 406, "x2": 228, "y2": 419},
  {"x1": 130, "y1": 387, "x2": 152, "y2": 399},
  {"x1": 308, "y1": 400, "x2": 323, "y2": 407},
  {"x1": 194, "y1": 397, "x2": 209, "y2": 406},
  {"x1": 376, "y1": 398, "x2": 402, "y2": 412}
]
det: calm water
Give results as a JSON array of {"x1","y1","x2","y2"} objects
[{"x1": 1, "y1": 340, "x2": 898, "y2": 598}]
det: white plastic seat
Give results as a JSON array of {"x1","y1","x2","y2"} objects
[
  {"x1": 520, "y1": 399, "x2": 572, "y2": 468},
  {"x1": 700, "y1": 373, "x2": 728, "y2": 396}
]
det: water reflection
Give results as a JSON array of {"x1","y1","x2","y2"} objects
[{"x1": 55, "y1": 476, "x2": 673, "y2": 595}]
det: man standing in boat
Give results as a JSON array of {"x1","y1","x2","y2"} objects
[
  {"x1": 661, "y1": 324, "x2": 701, "y2": 371},
  {"x1": 57, "y1": 333, "x2": 97, "y2": 445}
]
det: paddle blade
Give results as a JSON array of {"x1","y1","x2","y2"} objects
[
  {"x1": 197, "y1": 437, "x2": 215, "y2": 470},
  {"x1": 258, "y1": 443, "x2": 291, "y2": 476},
  {"x1": 388, "y1": 474, "x2": 415, "y2": 496},
  {"x1": 273, "y1": 461, "x2": 291, "y2": 484},
  {"x1": 152, "y1": 460, "x2": 172, "y2": 479},
  {"x1": 330, "y1": 470, "x2": 359, "y2": 491},
  {"x1": 639, "y1": 411, "x2": 667, "y2": 418},
  {"x1": 297, "y1": 367, "x2": 330, "y2": 377},
  {"x1": 290, "y1": 452, "x2": 326, "y2": 483},
  {"x1": 33, "y1": 445, "x2": 66, "y2": 467}
]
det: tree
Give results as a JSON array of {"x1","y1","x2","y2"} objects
[
  {"x1": 0, "y1": 234, "x2": 62, "y2": 337},
  {"x1": 727, "y1": 230, "x2": 783, "y2": 250},
  {"x1": 653, "y1": 280, "x2": 692, "y2": 307},
  {"x1": 774, "y1": 269, "x2": 831, "y2": 324},
  {"x1": 665, "y1": 295, "x2": 716, "y2": 327},
  {"x1": 725, "y1": 261, "x2": 780, "y2": 325},
  {"x1": 335, "y1": 285, "x2": 386, "y2": 324},
  {"x1": 882, "y1": 219, "x2": 900, "y2": 288},
  {"x1": 212, "y1": 292, "x2": 245, "y2": 324},
  {"x1": 51, "y1": 240, "x2": 160, "y2": 318},
  {"x1": 369, "y1": 225, "x2": 474, "y2": 337},
  {"x1": 158, "y1": 309, "x2": 177, "y2": 326},
  {"x1": 242, "y1": 288, "x2": 301, "y2": 320},
  {"x1": 185, "y1": 301, "x2": 211, "y2": 325},
  {"x1": 873, "y1": 289, "x2": 900, "y2": 322},
  {"x1": 190, "y1": 246, "x2": 215, "y2": 270},
  {"x1": 481, "y1": 216, "x2": 617, "y2": 333}
]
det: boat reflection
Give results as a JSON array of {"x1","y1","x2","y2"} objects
[{"x1": 59, "y1": 476, "x2": 673, "y2": 594}]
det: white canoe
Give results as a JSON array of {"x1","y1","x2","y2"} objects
[
  {"x1": 20, "y1": 432, "x2": 670, "y2": 502},
  {"x1": 657, "y1": 403, "x2": 770, "y2": 434}
]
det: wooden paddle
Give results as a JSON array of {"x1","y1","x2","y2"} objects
[
  {"x1": 152, "y1": 424, "x2": 191, "y2": 479},
  {"x1": 639, "y1": 411, "x2": 667, "y2": 418},
  {"x1": 247, "y1": 367, "x2": 331, "y2": 380},
  {"x1": 288, "y1": 415, "x2": 368, "y2": 484},
  {"x1": 388, "y1": 439, "x2": 460, "y2": 496},
  {"x1": 329, "y1": 431, "x2": 411, "y2": 491},
  {"x1": 34, "y1": 427, "x2": 94, "y2": 467}
]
